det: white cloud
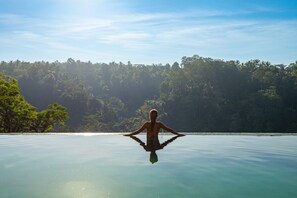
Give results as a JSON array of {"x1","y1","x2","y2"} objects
[
  {"x1": 0, "y1": 7, "x2": 296, "y2": 64},
  {"x1": 0, "y1": 13, "x2": 24, "y2": 24},
  {"x1": 100, "y1": 32, "x2": 151, "y2": 45}
]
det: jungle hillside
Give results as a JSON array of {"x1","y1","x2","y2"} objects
[{"x1": 1, "y1": 55, "x2": 297, "y2": 133}]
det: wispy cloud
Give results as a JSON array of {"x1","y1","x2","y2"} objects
[
  {"x1": 0, "y1": 5, "x2": 296, "y2": 64},
  {"x1": 0, "y1": 13, "x2": 25, "y2": 24}
]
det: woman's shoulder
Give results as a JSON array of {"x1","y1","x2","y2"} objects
[{"x1": 144, "y1": 122, "x2": 150, "y2": 126}]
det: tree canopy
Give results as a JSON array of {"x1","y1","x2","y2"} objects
[
  {"x1": 0, "y1": 74, "x2": 69, "y2": 132},
  {"x1": 1, "y1": 56, "x2": 296, "y2": 132}
]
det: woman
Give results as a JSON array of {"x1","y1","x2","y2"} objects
[{"x1": 124, "y1": 109, "x2": 185, "y2": 137}]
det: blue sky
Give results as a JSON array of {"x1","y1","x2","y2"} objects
[{"x1": 0, "y1": 0, "x2": 296, "y2": 65}]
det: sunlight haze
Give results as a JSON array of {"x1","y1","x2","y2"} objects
[{"x1": 0, "y1": 0, "x2": 296, "y2": 64}]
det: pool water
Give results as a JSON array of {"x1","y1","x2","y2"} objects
[{"x1": 0, "y1": 134, "x2": 297, "y2": 198}]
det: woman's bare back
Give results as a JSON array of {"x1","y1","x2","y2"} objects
[{"x1": 146, "y1": 122, "x2": 162, "y2": 138}]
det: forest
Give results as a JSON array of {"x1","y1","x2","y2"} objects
[{"x1": 1, "y1": 55, "x2": 297, "y2": 133}]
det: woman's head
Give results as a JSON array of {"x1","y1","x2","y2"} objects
[
  {"x1": 150, "y1": 151, "x2": 158, "y2": 164},
  {"x1": 149, "y1": 109, "x2": 158, "y2": 122}
]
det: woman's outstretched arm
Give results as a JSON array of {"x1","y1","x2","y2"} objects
[
  {"x1": 160, "y1": 135, "x2": 180, "y2": 149},
  {"x1": 159, "y1": 122, "x2": 185, "y2": 136},
  {"x1": 128, "y1": 135, "x2": 148, "y2": 151},
  {"x1": 124, "y1": 122, "x2": 148, "y2": 136}
]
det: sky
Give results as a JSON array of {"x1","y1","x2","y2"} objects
[{"x1": 0, "y1": 0, "x2": 297, "y2": 65}]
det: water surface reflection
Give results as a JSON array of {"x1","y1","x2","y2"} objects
[{"x1": 126, "y1": 135, "x2": 182, "y2": 164}]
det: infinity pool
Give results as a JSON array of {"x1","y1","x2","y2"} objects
[{"x1": 0, "y1": 134, "x2": 297, "y2": 198}]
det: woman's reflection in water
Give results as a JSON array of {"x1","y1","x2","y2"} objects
[
  {"x1": 128, "y1": 135, "x2": 181, "y2": 164},
  {"x1": 124, "y1": 109, "x2": 185, "y2": 163}
]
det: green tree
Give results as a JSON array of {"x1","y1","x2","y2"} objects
[
  {"x1": 31, "y1": 104, "x2": 69, "y2": 132},
  {"x1": 0, "y1": 74, "x2": 36, "y2": 132},
  {"x1": 1, "y1": 56, "x2": 297, "y2": 132},
  {"x1": 0, "y1": 74, "x2": 69, "y2": 132}
]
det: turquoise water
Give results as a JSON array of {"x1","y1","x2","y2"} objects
[{"x1": 0, "y1": 134, "x2": 297, "y2": 198}]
